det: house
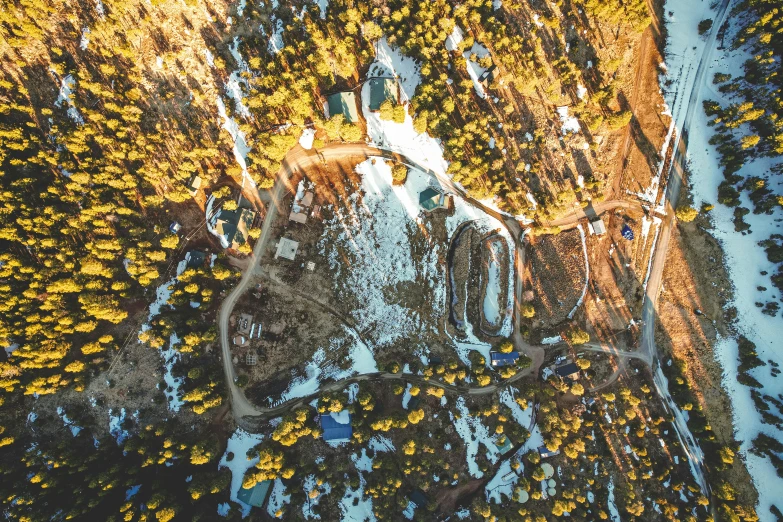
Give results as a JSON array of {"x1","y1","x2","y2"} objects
[
  {"x1": 495, "y1": 435, "x2": 513, "y2": 455},
  {"x1": 321, "y1": 411, "x2": 352, "y2": 442},
  {"x1": 185, "y1": 250, "x2": 206, "y2": 268},
  {"x1": 538, "y1": 446, "x2": 561, "y2": 459},
  {"x1": 419, "y1": 187, "x2": 447, "y2": 212},
  {"x1": 274, "y1": 238, "x2": 299, "y2": 261},
  {"x1": 368, "y1": 77, "x2": 399, "y2": 111},
  {"x1": 290, "y1": 188, "x2": 315, "y2": 224},
  {"x1": 490, "y1": 351, "x2": 519, "y2": 367},
  {"x1": 589, "y1": 217, "x2": 606, "y2": 236},
  {"x1": 237, "y1": 480, "x2": 271, "y2": 508},
  {"x1": 408, "y1": 489, "x2": 429, "y2": 510},
  {"x1": 187, "y1": 175, "x2": 202, "y2": 196},
  {"x1": 478, "y1": 64, "x2": 498, "y2": 86},
  {"x1": 306, "y1": 261, "x2": 316, "y2": 271},
  {"x1": 555, "y1": 362, "x2": 580, "y2": 381},
  {"x1": 169, "y1": 221, "x2": 182, "y2": 234},
  {"x1": 326, "y1": 91, "x2": 359, "y2": 123},
  {"x1": 215, "y1": 207, "x2": 256, "y2": 250}
]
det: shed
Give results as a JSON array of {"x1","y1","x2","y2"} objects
[
  {"x1": 555, "y1": 362, "x2": 580, "y2": 381},
  {"x1": 169, "y1": 221, "x2": 182, "y2": 234},
  {"x1": 321, "y1": 411, "x2": 352, "y2": 442},
  {"x1": 275, "y1": 238, "x2": 299, "y2": 261},
  {"x1": 589, "y1": 217, "x2": 606, "y2": 236},
  {"x1": 237, "y1": 480, "x2": 271, "y2": 508},
  {"x1": 326, "y1": 92, "x2": 359, "y2": 123},
  {"x1": 368, "y1": 77, "x2": 399, "y2": 111},
  {"x1": 419, "y1": 187, "x2": 447, "y2": 212},
  {"x1": 538, "y1": 446, "x2": 560, "y2": 459},
  {"x1": 490, "y1": 351, "x2": 519, "y2": 367},
  {"x1": 187, "y1": 175, "x2": 203, "y2": 196}
]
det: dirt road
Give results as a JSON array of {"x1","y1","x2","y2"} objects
[{"x1": 638, "y1": 0, "x2": 732, "y2": 500}]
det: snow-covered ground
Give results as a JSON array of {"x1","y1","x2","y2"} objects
[
  {"x1": 269, "y1": 327, "x2": 377, "y2": 406},
  {"x1": 54, "y1": 74, "x2": 84, "y2": 125},
  {"x1": 299, "y1": 128, "x2": 315, "y2": 149},
  {"x1": 319, "y1": 159, "x2": 444, "y2": 347},
  {"x1": 483, "y1": 241, "x2": 502, "y2": 326},
  {"x1": 659, "y1": 2, "x2": 783, "y2": 519},
  {"x1": 362, "y1": 39, "x2": 448, "y2": 177},
  {"x1": 218, "y1": 428, "x2": 265, "y2": 517},
  {"x1": 463, "y1": 41, "x2": 491, "y2": 99},
  {"x1": 450, "y1": 396, "x2": 500, "y2": 477},
  {"x1": 556, "y1": 106, "x2": 580, "y2": 135}
]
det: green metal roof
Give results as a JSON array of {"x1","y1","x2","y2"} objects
[
  {"x1": 419, "y1": 187, "x2": 445, "y2": 211},
  {"x1": 237, "y1": 480, "x2": 271, "y2": 508},
  {"x1": 327, "y1": 91, "x2": 359, "y2": 123},
  {"x1": 368, "y1": 78, "x2": 398, "y2": 111}
]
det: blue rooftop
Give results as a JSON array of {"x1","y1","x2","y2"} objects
[
  {"x1": 490, "y1": 351, "x2": 519, "y2": 366},
  {"x1": 321, "y1": 411, "x2": 352, "y2": 442}
]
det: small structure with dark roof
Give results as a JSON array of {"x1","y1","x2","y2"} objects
[
  {"x1": 237, "y1": 480, "x2": 271, "y2": 508},
  {"x1": 419, "y1": 187, "x2": 447, "y2": 212},
  {"x1": 368, "y1": 78, "x2": 399, "y2": 111},
  {"x1": 490, "y1": 351, "x2": 519, "y2": 367},
  {"x1": 215, "y1": 208, "x2": 256, "y2": 250},
  {"x1": 327, "y1": 91, "x2": 360, "y2": 123},
  {"x1": 555, "y1": 362, "x2": 580, "y2": 381},
  {"x1": 538, "y1": 445, "x2": 561, "y2": 459},
  {"x1": 185, "y1": 250, "x2": 206, "y2": 269},
  {"x1": 479, "y1": 64, "x2": 498, "y2": 86},
  {"x1": 321, "y1": 411, "x2": 352, "y2": 442},
  {"x1": 408, "y1": 489, "x2": 429, "y2": 509}
]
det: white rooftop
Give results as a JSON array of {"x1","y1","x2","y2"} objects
[{"x1": 275, "y1": 238, "x2": 299, "y2": 260}]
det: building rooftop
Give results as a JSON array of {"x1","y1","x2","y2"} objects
[
  {"x1": 408, "y1": 489, "x2": 429, "y2": 509},
  {"x1": 555, "y1": 362, "x2": 580, "y2": 379},
  {"x1": 275, "y1": 238, "x2": 299, "y2": 261},
  {"x1": 490, "y1": 351, "x2": 519, "y2": 367},
  {"x1": 590, "y1": 217, "x2": 606, "y2": 235},
  {"x1": 237, "y1": 480, "x2": 271, "y2": 508},
  {"x1": 187, "y1": 175, "x2": 202, "y2": 196},
  {"x1": 538, "y1": 446, "x2": 561, "y2": 459},
  {"x1": 185, "y1": 250, "x2": 206, "y2": 268},
  {"x1": 321, "y1": 411, "x2": 352, "y2": 442},
  {"x1": 419, "y1": 187, "x2": 447, "y2": 212},
  {"x1": 215, "y1": 207, "x2": 255, "y2": 250},
  {"x1": 327, "y1": 91, "x2": 359, "y2": 123},
  {"x1": 368, "y1": 77, "x2": 398, "y2": 111}
]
